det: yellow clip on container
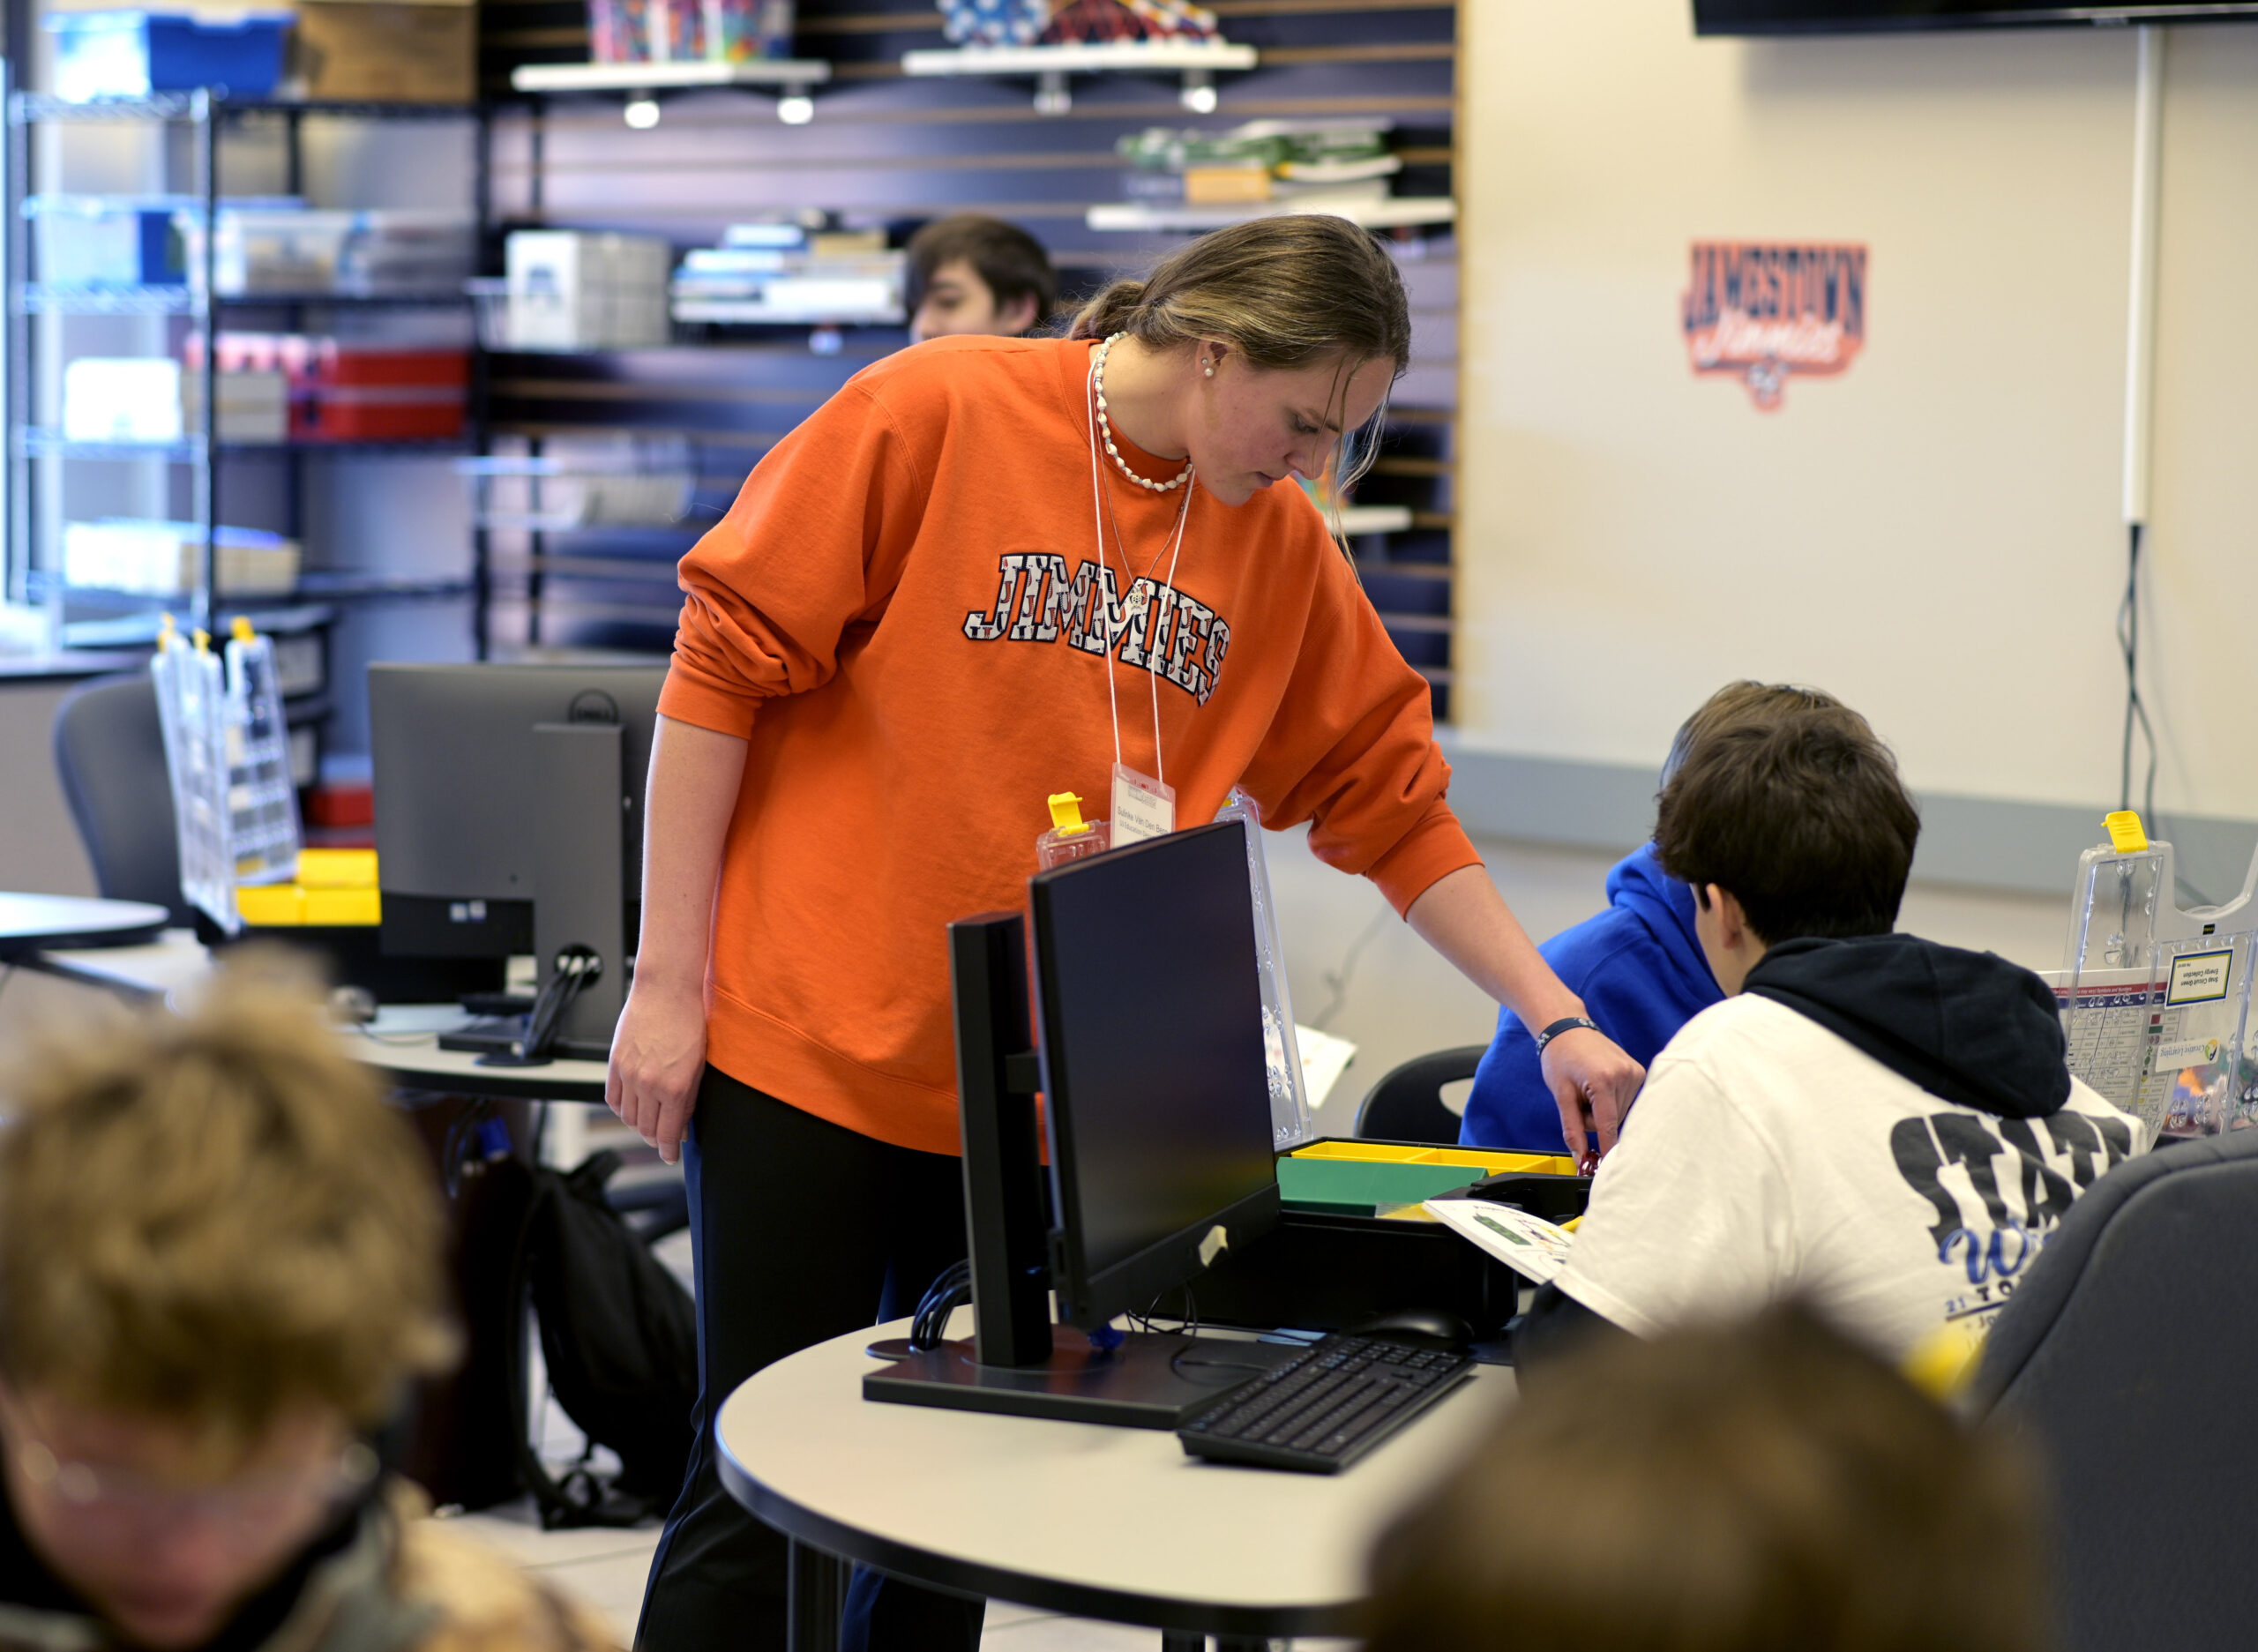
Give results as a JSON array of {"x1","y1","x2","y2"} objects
[
  {"x1": 2105, "y1": 811, "x2": 2150, "y2": 854},
  {"x1": 1036, "y1": 790, "x2": 1110, "y2": 870}
]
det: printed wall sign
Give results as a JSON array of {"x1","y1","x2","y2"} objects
[{"x1": 1681, "y1": 242, "x2": 1867, "y2": 411}]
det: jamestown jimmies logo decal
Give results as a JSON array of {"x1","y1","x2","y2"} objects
[
  {"x1": 1681, "y1": 242, "x2": 1868, "y2": 411},
  {"x1": 1890, "y1": 1108, "x2": 2135, "y2": 1326},
  {"x1": 963, "y1": 553, "x2": 1230, "y2": 706}
]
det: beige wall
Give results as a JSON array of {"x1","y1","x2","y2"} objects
[{"x1": 1456, "y1": 4, "x2": 2258, "y2": 822}]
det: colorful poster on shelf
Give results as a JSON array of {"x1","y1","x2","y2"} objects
[{"x1": 1680, "y1": 241, "x2": 1867, "y2": 411}]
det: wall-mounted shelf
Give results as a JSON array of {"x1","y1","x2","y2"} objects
[
  {"x1": 511, "y1": 61, "x2": 833, "y2": 93},
  {"x1": 1088, "y1": 196, "x2": 1456, "y2": 234},
  {"x1": 1335, "y1": 505, "x2": 1413, "y2": 534},
  {"x1": 901, "y1": 40, "x2": 1257, "y2": 115}
]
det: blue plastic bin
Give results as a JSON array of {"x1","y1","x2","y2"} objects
[{"x1": 49, "y1": 11, "x2": 292, "y2": 102}]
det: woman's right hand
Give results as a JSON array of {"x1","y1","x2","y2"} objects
[{"x1": 607, "y1": 979, "x2": 707, "y2": 1166}]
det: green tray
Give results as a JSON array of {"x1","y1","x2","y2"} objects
[{"x1": 1275, "y1": 1156, "x2": 1492, "y2": 1214}]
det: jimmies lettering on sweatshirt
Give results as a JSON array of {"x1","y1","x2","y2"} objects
[{"x1": 961, "y1": 553, "x2": 1231, "y2": 707}]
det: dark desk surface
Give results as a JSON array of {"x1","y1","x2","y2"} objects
[{"x1": 36, "y1": 931, "x2": 611, "y2": 1103}]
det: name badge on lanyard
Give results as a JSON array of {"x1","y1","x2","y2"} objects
[{"x1": 1110, "y1": 761, "x2": 1176, "y2": 845}]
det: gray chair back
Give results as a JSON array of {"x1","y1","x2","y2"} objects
[
  {"x1": 1352, "y1": 1045, "x2": 1485, "y2": 1144},
  {"x1": 1973, "y1": 1129, "x2": 2258, "y2": 1652},
  {"x1": 51, "y1": 672, "x2": 190, "y2": 924}
]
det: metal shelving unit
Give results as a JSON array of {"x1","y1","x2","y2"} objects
[{"x1": 6, "y1": 88, "x2": 489, "y2": 777}]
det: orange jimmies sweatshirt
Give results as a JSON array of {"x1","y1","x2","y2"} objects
[{"x1": 662, "y1": 334, "x2": 1481, "y2": 1155}]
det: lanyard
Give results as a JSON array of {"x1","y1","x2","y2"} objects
[{"x1": 1085, "y1": 352, "x2": 1192, "y2": 783}]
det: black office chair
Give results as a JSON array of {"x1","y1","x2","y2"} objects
[
  {"x1": 1972, "y1": 1129, "x2": 2258, "y2": 1652},
  {"x1": 52, "y1": 671, "x2": 191, "y2": 925},
  {"x1": 1352, "y1": 1044, "x2": 1486, "y2": 1144}
]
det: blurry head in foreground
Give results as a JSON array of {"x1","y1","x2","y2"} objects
[
  {"x1": 0, "y1": 953, "x2": 456, "y2": 1649},
  {"x1": 908, "y1": 213, "x2": 1058, "y2": 341},
  {"x1": 1365, "y1": 1304, "x2": 2043, "y2": 1652}
]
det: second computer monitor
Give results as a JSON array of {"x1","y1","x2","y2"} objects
[
  {"x1": 370, "y1": 662, "x2": 666, "y2": 961},
  {"x1": 1031, "y1": 819, "x2": 1282, "y2": 1330}
]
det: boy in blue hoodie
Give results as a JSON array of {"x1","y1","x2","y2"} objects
[{"x1": 1461, "y1": 683, "x2": 1850, "y2": 1155}]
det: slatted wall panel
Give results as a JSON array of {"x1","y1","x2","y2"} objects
[{"x1": 478, "y1": 0, "x2": 1458, "y2": 716}]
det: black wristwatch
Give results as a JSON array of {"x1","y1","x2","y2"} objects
[{"x1": 1532, "y1": 1014, "x2": 1600, "y2": 1053}]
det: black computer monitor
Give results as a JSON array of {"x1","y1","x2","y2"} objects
[
  {"x1": 864, "y1": 819, "x2": 1289, "y2": 1426},
  {"x1": 370, "y1": 662, "x2": 665, "y2": 1056},
  {"x1": 370, "y1": 662, "x2": 663, "y2": 955},
  {"x1": 1032, "y1": 819, "x2": 1282, "y2": 1331}
]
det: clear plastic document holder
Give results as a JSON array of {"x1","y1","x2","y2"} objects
[
  {"x1": 1215, "y1": 789, "x2": 1314, "y2": 1151},
  {"x1": 2055, "y1": 824, "x2": 2258, "y2": 1142},
  {"x1": 152, "y1": 624, "x2": 239, "y2": 934},
  {"x1": 150, "y1": 618, "x2": 302, "y2": 937},
  {"x1": 221, "y1": 617, "x2": 303, "y2": 888}
]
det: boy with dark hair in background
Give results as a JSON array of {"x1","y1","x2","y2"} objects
[
  {"x1": 906, "y1": 214, "x2": 1058, "y2": 341},
  {"x1": 1461, "y1": 681, "x2": 1852, "y2": 1155},
  {"x1": 0, "y1": 955, "x2": 617, "y2": 1652},
  {"x1": 1522, "y1": 706, "x2": 2143, "y2": 1364},
  {"x1": 1366, "y1": 1304, "x2": 2045, "y2": 1652}
]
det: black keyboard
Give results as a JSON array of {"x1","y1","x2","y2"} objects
[{"x1": 1176, "y1": 1334, "x2": 1476, "y2": 1473}]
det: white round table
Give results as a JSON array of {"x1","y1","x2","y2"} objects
[
  {"x1": 715, "y1": 1316, "x2": 1513, "y2": 1648},
  {"x1": 0, "y1": 892, "x2": 167, "y2": 959}
]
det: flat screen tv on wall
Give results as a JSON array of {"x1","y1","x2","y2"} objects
[{"x1": 1696, "y1": 2, "x2": 2258, "y2": 33}]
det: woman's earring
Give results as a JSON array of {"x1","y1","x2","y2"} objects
[{"x1": 1203, "y1": 360, "x2": 1215, "y2": 377}]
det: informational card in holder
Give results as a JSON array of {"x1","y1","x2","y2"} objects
[
  {"x1": 1110, "y1": 762, "x2": 1176, "y2": 845},
  {"x1": 1424, "y1": 1198, "x2": 1574, "y2": 1286}
]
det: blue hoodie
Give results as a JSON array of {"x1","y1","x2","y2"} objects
[{"x1": 1459, "y1": 841, "x2": 1723, "y2": 1151}]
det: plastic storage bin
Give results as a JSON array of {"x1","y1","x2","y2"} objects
[
  {"x1": 1193, "y1": 1138, "x2": 1590, "y2": 1337},
  {"x1": 35, "y1": 204, "x2": 183, "y2": 288},
  {"x1": 703, "y1": 0, "x2": 795, "y2": 59},
  {"x1": 48, "y1": 11, "x2": 291, "y2": 102}
]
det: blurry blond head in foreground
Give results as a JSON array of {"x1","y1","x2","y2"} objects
[
  {"x1": 1365, "y1": 1304, "x2": 2044, "y2": 1652},
  {"x1": 0, "y1": 953, "x2": 496, "y2": 1650}
]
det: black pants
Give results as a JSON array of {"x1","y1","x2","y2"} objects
[{"x1": 636, "y1": 1067, "x2": 987, "y2": 1652}]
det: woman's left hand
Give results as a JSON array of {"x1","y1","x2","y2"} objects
[
  {"x1": 1537, "y1": 1026, "x2": 1646, "y2": 1167},
  {"x1": 1404, "y1": 863, "x2": 1648, "y2": 1162}
]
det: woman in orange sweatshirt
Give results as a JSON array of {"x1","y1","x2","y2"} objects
[{"x1": 613, "y1": 218, "x2": 1645, "y2": 1652}]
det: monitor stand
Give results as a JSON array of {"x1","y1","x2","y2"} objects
[
  {"x1": 436, "y1": 721, "x2": 626, "y2": 1065},
  {"x1": 863, "y1": 1323, "x2": 1291, "y2": 1429},
  {"x1": 862, "y1": 912, "x2": 1296, "y2": 1428}
]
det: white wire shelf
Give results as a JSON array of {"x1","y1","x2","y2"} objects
[
  {"x1": 901, "y1": 40, "x2": 1256, "y2": 74},
  {"x1": 901, "y1": 39, "x2": 1256, "y2": 114},
  {"x1": 511, "y1": 60, "x2": 833, "y2": 93},
  {"x1": 1335, "y1": 505, "x2": 1413, "y2": 534},
  {"x1": 1088, "y1": 196, "x2": 1456, "y2": 233}
]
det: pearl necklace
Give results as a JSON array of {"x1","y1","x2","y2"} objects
[{"x1": 1092, "y1": 333, "x2": 1193, "y2": 494}]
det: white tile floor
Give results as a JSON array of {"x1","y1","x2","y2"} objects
[{"x1": 464, "y1": 829, "x2": 2073, "y2": 1646}]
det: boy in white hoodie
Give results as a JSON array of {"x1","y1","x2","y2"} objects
[{"x1": 1520, "y1": 710, "x2": 2145, "y2": 1365}]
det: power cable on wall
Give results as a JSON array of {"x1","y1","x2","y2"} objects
[
  {"x1": 2117, "y1": 521, "x2": 2156, "y2": 826},
  {"x1": 2118, "y1": 523, "x2": 2217, "y2": 909},
  {"x1": 2111, "y1": 27, "x2": 2213, "y2": 909},
  {"x1": 1305, "y1": 905, "x2": 1393, "y2": 1034}
]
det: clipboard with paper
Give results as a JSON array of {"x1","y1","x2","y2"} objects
[
  {"x1": 1423, "y1": 1198, "x2": 1574, "y2": 1286},
  {"x1": 2049, "y1": 812, "x2": 2258, "y2": 1142}
]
